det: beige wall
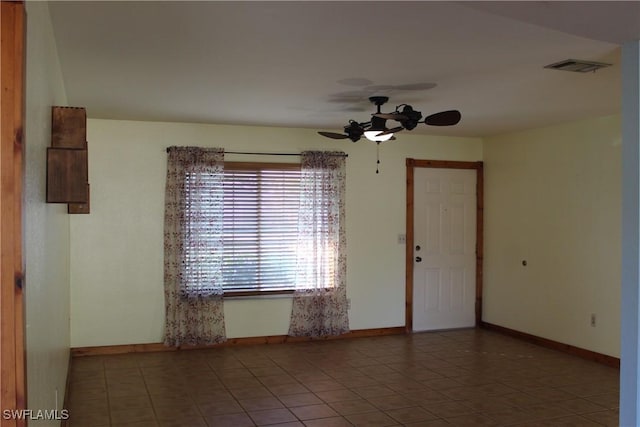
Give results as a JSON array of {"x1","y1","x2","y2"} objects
[
  {"x1": 483, "y1": 115, "x2": 621, "y2": 357},
  {"x1": 67, "y1": 115, "x2": 622, "y2": 359},
  {"x1": 69, "y1": 119, "x2": 482, "y2": 347},
  {"x1": 25, "y1": 1, "x2": 70, "y2": 421}
]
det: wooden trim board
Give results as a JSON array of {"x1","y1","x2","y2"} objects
[
  {"x1": 71, "y1": 327, "x2": 406, "y2": 357},
  {"x1": 405, "y1": 159, "x2": 484, "y2": 332},
  {"x1": 0, "y1": 2, "x2": 27, "y2": 425},
  {"x1": 481, "y1": 321, "x2": 620, "y2": 369},
  {"x1": 405, "y1": 163, "x2": 415, "y2": 332}
]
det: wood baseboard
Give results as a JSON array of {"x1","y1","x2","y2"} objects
[
  {"x1": 71, "y1": 326, "x2": 406, "y2": 357},
  {"x1": 480, "y1": 321, "x2": 620, "y2": 369}
]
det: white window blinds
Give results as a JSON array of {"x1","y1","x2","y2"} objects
[{"x1": 222, "y1": 162, "x2": 301, "y2": 294}]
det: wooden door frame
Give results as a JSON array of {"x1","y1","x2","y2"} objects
[
  {"x1": 405, "y1": 159, "x2": 484, "y2": 333},
  {"x1": 1, "y1": 1, "x2": 27, "y2": 423}
]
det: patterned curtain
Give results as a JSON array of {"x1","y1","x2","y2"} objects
[
  {"x1": 164, "y1": 146, "x2": 226, "y2": 346},
  {"x1": 289, "y1": 151, "x2": 349, "y2": 337}
]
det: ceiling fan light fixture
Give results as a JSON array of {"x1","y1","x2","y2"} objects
[
  {"x1": 364, "y1": 130, "x2": 393, "y2": 142},
  {"x1": 364, "y1": 116, "x2": 393, "y2": 142}
]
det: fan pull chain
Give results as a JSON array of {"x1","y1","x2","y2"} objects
[{"x1": 376, "y1": 142, "x2": 380, "y2": 174}]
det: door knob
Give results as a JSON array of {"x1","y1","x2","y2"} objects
[{"x1": 415, "y1": 256, "x2": 422, "y2": 262}]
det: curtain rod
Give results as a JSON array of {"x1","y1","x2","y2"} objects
[
  {"x1": 226, "y1": 151, "x2": 348, "y2": 157},
  {"x1": 165, "y1": 148, "x2": 348, "y2": 157}
]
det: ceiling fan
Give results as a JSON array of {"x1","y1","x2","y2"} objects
[{"x1": 318, "y1": 96, "x2": 461, "y2": 143}]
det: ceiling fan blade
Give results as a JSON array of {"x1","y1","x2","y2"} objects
[
  {"x1": 424, "y1": 110, "x2": 462, "y2": 126},
  {"x1": 373, "y1": 113, "x2": 408, "y2": 121},
  {"x1": 318, "y1": 131, "x2": 349, "y2": 140},
  {"x1": 378, "y1": 127, "x2": 404, "y2": 136}
]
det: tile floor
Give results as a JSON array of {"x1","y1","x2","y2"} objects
[{"x1": 66, "y1": 329, "x2": 619, "y2": 426}]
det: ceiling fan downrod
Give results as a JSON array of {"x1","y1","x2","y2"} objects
[{"x1": 368, "y1": 96, "x2": 389, "y2": 114}]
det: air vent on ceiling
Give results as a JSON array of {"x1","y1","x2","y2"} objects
[{"x1": 544, "y1": 59, "x2": 612, "y2": 73}]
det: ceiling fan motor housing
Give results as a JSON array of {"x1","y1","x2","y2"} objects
[
  {"x1": 370, "y1": 116, "x2": 387, "y2": 131},
  {"x1": 345, "y1": 121, "x2": 364, "y2": 142},
  {"x1": 400, "y1": 105, "x2": 422, "y2": 130}
]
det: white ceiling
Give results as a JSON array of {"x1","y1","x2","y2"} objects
[{"x1": 47, "y1": 1, "x2": 640, "y2": 138}]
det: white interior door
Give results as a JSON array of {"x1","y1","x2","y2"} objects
[{"x1": 413, "y1": 167, "x2": 476, "y2": 331}]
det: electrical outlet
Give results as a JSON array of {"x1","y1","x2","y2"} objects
[
  {"x1": 590, "y1": 313, "x2": 596, "y2": 327},
  {"x1": 398, "y1": 234, "x2": 406, "y2": 244}
]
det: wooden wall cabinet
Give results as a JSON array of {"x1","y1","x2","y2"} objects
[
  {"x1": 51, "y1": 106, "x2": 86, "y2": 148},
  {"x1": 46, "y1": 106, "x2": 90, "y2": 213},
  {"x1": 46, "y1": 147, "x2": 87, "y2": 202}
]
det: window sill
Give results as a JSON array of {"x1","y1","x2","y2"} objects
[{"x1": 223, "y1": 290, "x2": 295, "y2": 299}]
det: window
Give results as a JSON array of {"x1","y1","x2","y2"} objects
[
  {"x1": 221, "y1": 162, "x2": 301, "y2": 295},
  {"x1": 166, "y1": 148, "x2": 347, "y2": 339}
]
